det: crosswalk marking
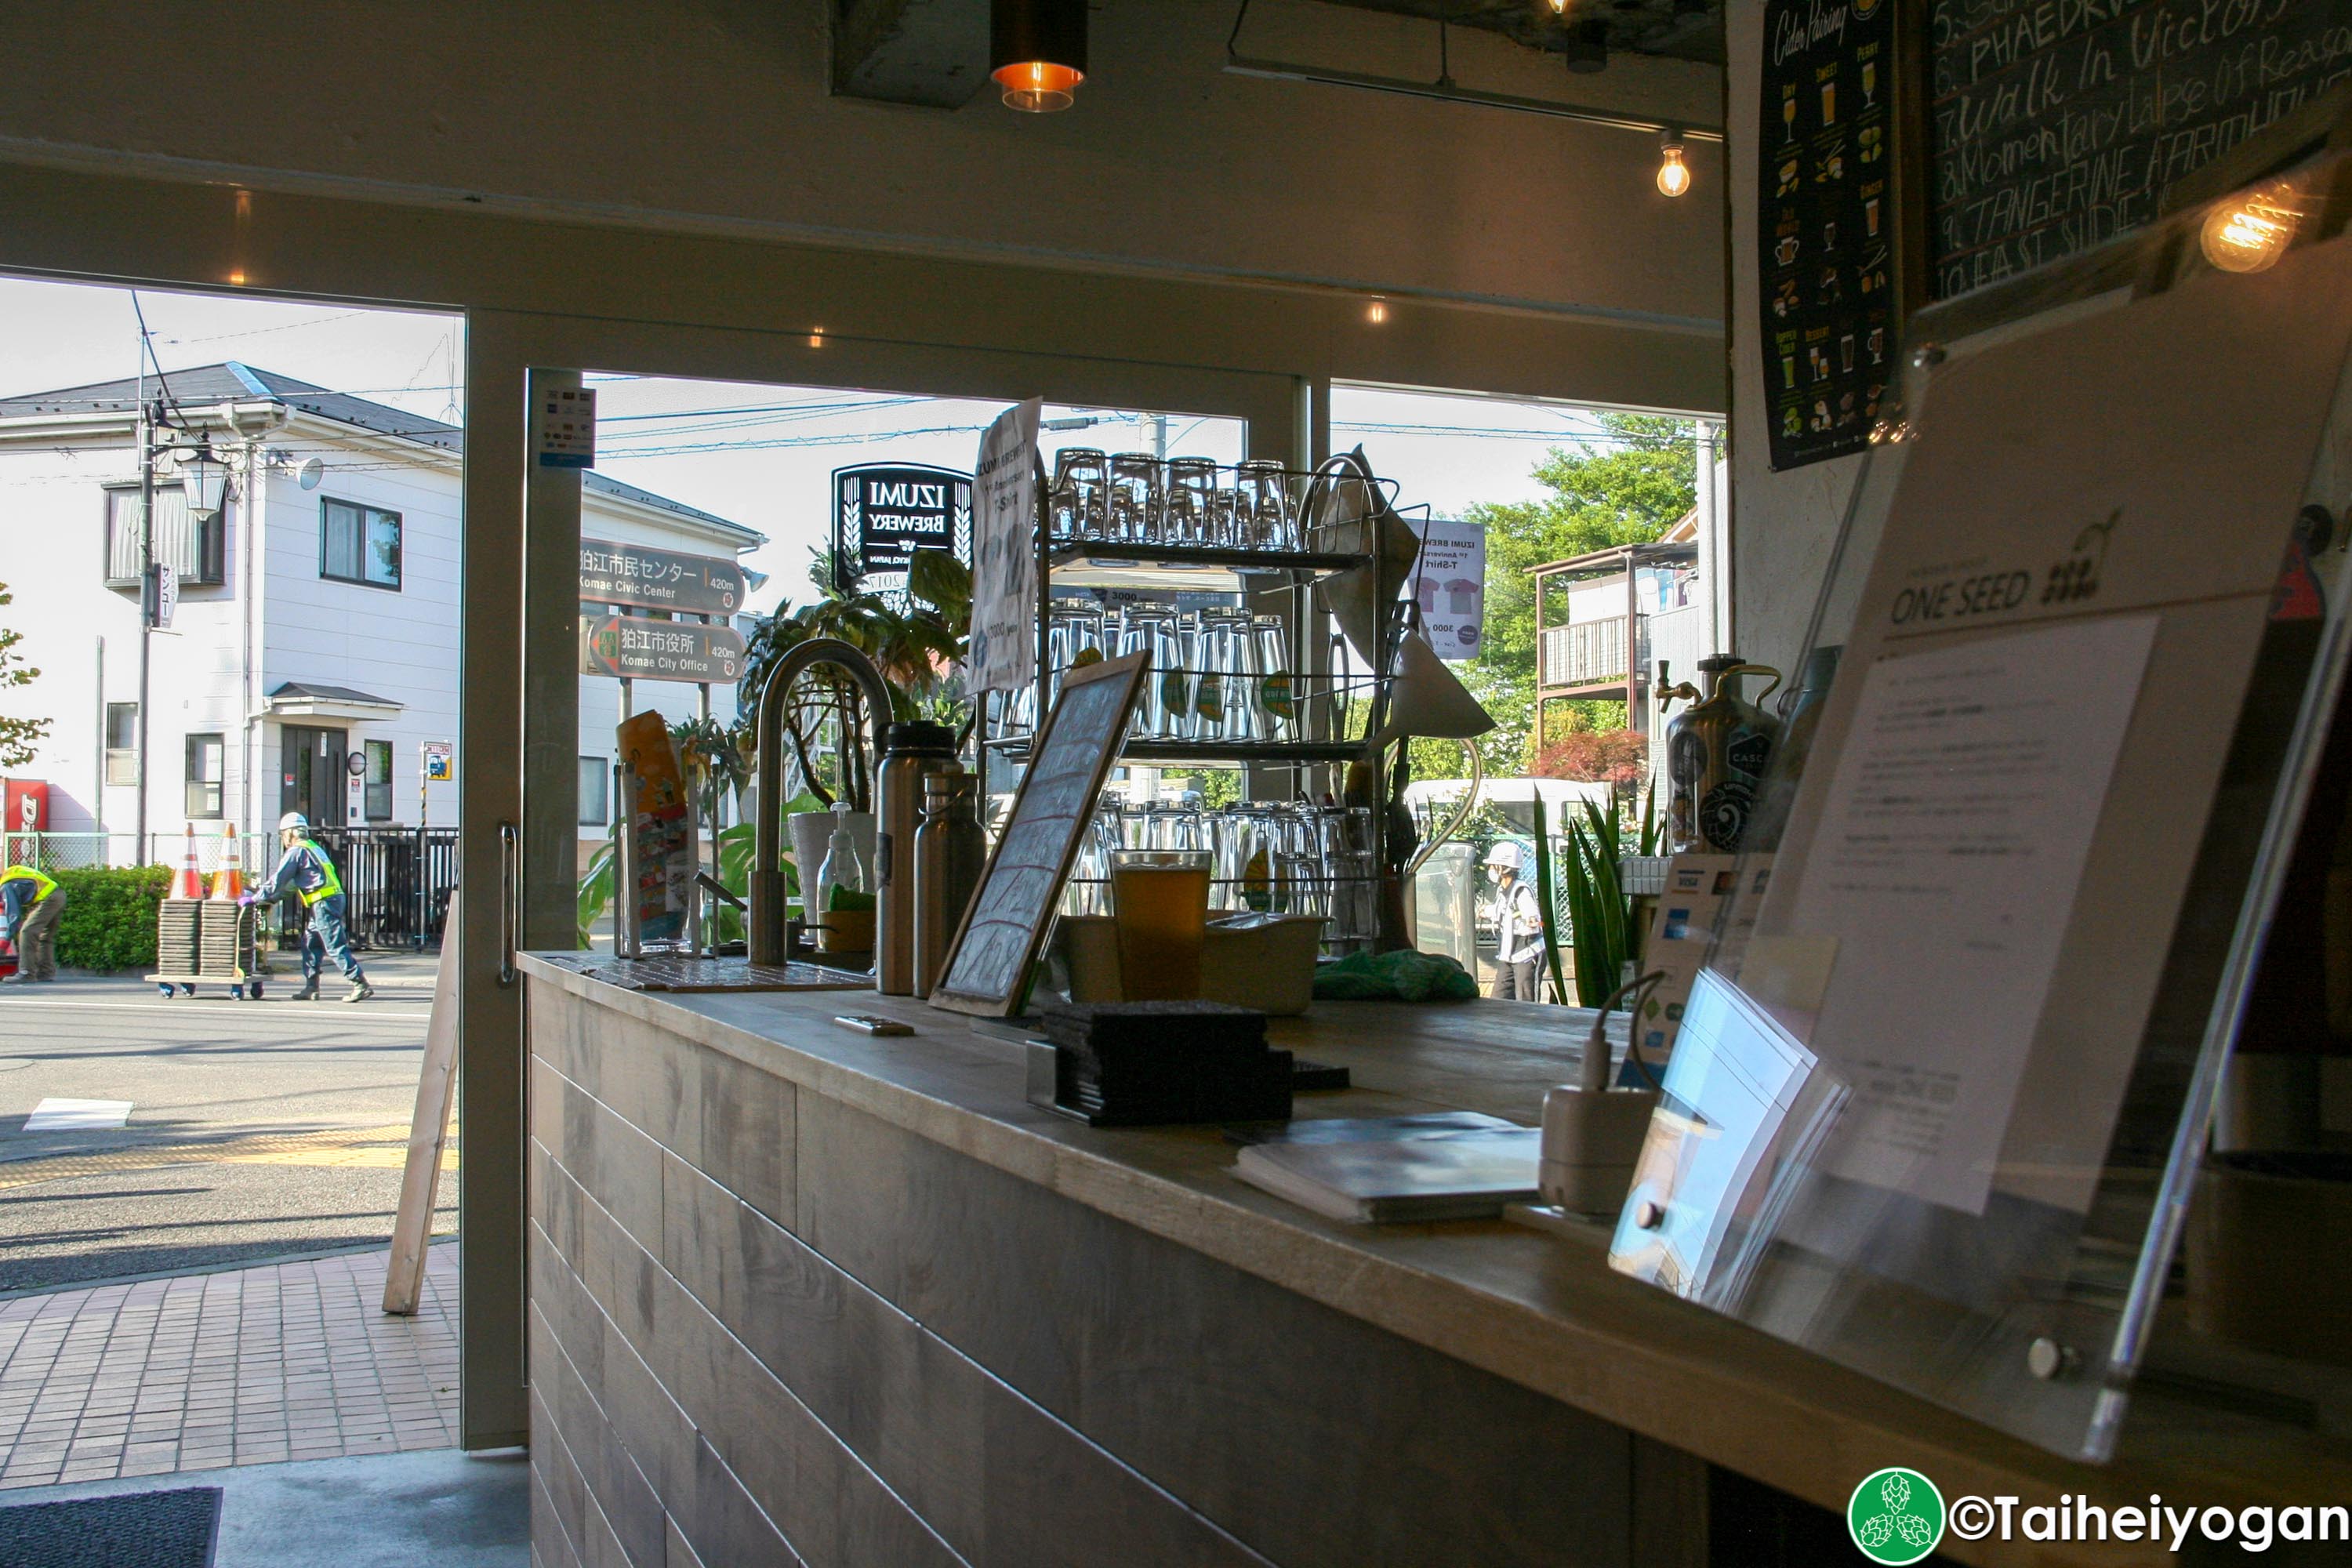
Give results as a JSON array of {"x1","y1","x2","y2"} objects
[{"x1": 23, "y1": 1098, "x2": 132, "y2": 1131}]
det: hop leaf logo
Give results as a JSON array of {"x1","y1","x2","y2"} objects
[{"x1": 1846, "y1": 1468, "x2": 1944, "y2": 1564}]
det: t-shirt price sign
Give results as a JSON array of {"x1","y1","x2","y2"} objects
[{"x1": 967, "y1": 399, "x2": 1043, "y2": 695}]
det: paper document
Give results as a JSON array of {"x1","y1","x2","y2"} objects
[{"x1": 1788, "y1": 616, "x2": 2158, "y2": 1214}]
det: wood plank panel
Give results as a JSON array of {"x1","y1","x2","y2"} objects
[
  {"x1": 538, "y1": 1145, "x2": 960, "y2": 1568},
  {"x1": 537, "y1": 985, "x2": 708, "y2": 1164},
  {"x1": 661, "y1": 1149, "x2": 1271, "y2": 1568},
  {"x1": 793, "y1": 1093, "x2": 1636, "y2": 1568},
  {"x1": 532, "y1": 1301, "x2": 668, "y2": 1568},
  {"x1": 532, "y1": 1164, "x2": 812, "y2": 1568},
  {"x1": 534, "y1": 1058, "x2": 667, "y2": 1259}
]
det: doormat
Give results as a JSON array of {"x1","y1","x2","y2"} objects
[{"x1": 0, "y1": 1486, "x2": 221, "y2": 1567}]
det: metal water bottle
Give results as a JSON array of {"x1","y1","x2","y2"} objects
[
  {"x1": 875, "y1": 720, "x2": 957, "y2": 994},
  {"x1": 1661, "y1": 655, "x2": 1783, "y2": 854},
  {"x1": 913, "y1": 766, "x2": 988, "y2": 999}
]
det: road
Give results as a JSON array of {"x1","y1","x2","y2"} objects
[{"x1": 0, "y1": 951, "x2": 456, "y2": 1294}]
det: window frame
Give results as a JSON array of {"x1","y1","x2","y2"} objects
[
  {"x1": 104, "y1": 702, "x2": 140, "y2": 786},
  {"x1": 319, "y1": 496, "x2": 404, "y2": 590},
  {"x1": 363, "y1": 739, "x2": 394, "y2": 822},
  {"x1": 103, "y1": 483, "x2": 223, "y2": 590},
  {"x1": 578, "y1": 755, "x2": 608, "y2": 827},
  {"x1": 183, "y1": 731, "x2": 224, "y2": 819}
]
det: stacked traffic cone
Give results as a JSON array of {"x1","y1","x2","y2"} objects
[
  {"x1": 171, "y1": 826, "x2": 205, "y2": 900},
  {"x1": 210, "y1": 823, "x2": 245, "y2": 902}
]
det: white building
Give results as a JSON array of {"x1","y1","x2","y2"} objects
[{"x1": 0, "y1": 361, "x2": 760, "y2": 859}]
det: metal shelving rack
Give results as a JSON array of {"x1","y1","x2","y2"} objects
[{"x1": 976, "y1": 455, "x2": 1414, "y2": 948}]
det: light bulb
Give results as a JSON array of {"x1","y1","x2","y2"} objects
[
  {"x1": 1365, "y1": 296, "x2": 1390, "y2": 325},
  {"x1": 2200, "y1": 180, "x2": 2300, "y2": 274},
  {"x1": 1657, "y1": 134, "x2": 1690, "y2": 198}
]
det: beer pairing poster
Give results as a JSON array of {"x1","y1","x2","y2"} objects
[{"x1": 1760, "y1": 0, "x2": 1896, "y2": 472}]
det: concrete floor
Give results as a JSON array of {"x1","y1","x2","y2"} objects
[{"x1": 0, "y1": 1446, "x2": 528, "y2": 1566}]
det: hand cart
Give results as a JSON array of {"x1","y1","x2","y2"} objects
[{"x1": 145, "y1": 898, "x2": 272, "y2": 1000}]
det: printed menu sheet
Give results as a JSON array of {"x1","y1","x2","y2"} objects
[{"x1": 1787, "y1": 617, "x2": 2156, "y2": 1215}]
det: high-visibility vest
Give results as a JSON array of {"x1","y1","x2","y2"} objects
[
  {"x1": 0, "y1": 866, "x2": 56, "y2": 905},
  {"x1": 296, "y1": 840, "x2": 343, "y2": 906}
]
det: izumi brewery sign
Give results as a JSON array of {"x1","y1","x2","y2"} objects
[
  {"x1": 580, "y1": 538, "x2": 745, "y2": 616},
  {"x1": 578, "y1": 615, "x2": 747, "y2": 684},
  {"x1": 833, "y1": 463, "x2": 971, "y2": 597}
]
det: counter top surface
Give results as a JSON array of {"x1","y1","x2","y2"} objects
[{"x1": 521, "y1": 952, "x2": 2348, "y2": 1565}]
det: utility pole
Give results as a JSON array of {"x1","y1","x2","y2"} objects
[{"x1": 134, "y1": 393, "x2": 154, "y2": 859}]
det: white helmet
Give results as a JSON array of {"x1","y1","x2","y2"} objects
[
  {"x1": 279, "y1": 811, "x2": 310, "y2": 833},
  {"x1": 1482, "y1": 840, "x2": 1525, "y2": 873}
]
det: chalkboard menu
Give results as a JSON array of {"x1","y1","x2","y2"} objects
[
  {"x1": 1929, "y1": 0, "x2": 2352, "y2": 301},
  {"x1": 1761, "y1": 0, "x2": 1900, "y2": 471},
  {"x1": 931, "y1": 651, "x2": 1149, "y2": 1018}
]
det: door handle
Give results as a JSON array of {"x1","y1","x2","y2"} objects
[{"x1": 498, "y1": 819, "x2": 520, "y2": 987}]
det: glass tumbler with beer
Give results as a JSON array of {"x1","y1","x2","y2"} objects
[{"x1": 1109, "y1": 848, "x2": 1212, "y2": 1000}]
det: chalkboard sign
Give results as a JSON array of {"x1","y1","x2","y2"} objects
[
  {"x1": 1929, "y1": 0, "x2": 2352, "y2": 301},
  {"x1": 929, "y1": 652, "x2": 1149, "y2": 1018},
  {"x1": 1761, "y1": 0, "x2": 1900, "y2": 470}
]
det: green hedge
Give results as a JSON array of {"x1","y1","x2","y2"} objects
[{"x1": 46, "y1": 866, "x2": 173, "y2": 972}]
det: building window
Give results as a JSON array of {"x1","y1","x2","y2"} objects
[
  {"x1": 321, "y1": 499, "x2": 401, "y2": 590},
  {"x1": 183, "y1": 732, "x2": 224, "y2": 818},
  {"x1": 579, "y1": 757, "x2": 608, "y2": 827},
  {"x1": 105, "y1": 702, "x2": 140, "y2": 786},
  {"x1": 364, "y1": 739, "x2": 394, "y2": 822},
  {"x1": 104, "y1": 486, "x2": 223, "y2": 590}
]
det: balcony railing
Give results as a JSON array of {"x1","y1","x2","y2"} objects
[{"x1": 1540, "y1": 616, "x2": 1648, "y2": 691}]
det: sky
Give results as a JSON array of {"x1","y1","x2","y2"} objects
[{"x1": 0, "y1": 276, "x2": 1682, "y2": 615}]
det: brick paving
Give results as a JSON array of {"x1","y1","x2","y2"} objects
[{"x1": 0, "y1": 1243, "x2": 459, "y2": 1488}]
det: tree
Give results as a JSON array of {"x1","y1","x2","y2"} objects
[
  {"x1": 1408, "y1": 414, "x2": 1696, "y2": 781},
  {"x1": 0, "y1": 583, "x2": 49, "y2": 771}
]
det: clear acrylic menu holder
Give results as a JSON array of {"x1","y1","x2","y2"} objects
[{"x1": 1610, "y1": 165, "x2": 2352, "y2": 1459}]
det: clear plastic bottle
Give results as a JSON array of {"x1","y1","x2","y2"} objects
[{"x1": 816, "y1": 800, "x2": 866, "y2": 901}]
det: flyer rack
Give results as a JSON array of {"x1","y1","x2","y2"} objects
[{"x1": 1609, "y1": 161, "x2": 2352, "y2": 1461}]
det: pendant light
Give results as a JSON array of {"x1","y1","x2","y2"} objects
[
  {"x1": 991, "y1": 0, "x2": 1087, "y2": 112},
  {"x1": 1656, "y1": 130, "x2": 1690, "y2": 198}
]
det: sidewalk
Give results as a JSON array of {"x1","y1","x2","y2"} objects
[{"x1": 0, "y1": 1243, "x2": 459, "y2": 1489}]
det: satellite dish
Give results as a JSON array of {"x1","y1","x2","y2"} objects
[{"x1": 296, "y1": 457, "x2": 325, "y2": 491}]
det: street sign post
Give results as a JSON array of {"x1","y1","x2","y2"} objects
[
  {"x1": 832, "y1": 462, "x2": 971, "y2": 597},
  {"x1": 579, "y1": 539, "x2": 746, "y2": 616},
  {"x1": 578, "y1": 615, "x2": 747, "y2": 684}
]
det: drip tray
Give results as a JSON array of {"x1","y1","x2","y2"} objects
[{"x1": 568, "y1": 955, "x2": 876, "y2": 993}]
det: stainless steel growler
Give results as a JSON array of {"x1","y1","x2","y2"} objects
[
  {"x1": 1660, "y1": 655, "x2": 1783, "y2": 853},
  {"x1": 875, "y1": 720, "x2": 957, "y2": 994},
  {"x1": 913, "y1": 767, "x2": 988, "y2": 999}
]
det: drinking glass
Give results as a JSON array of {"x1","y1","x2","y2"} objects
[
  {"x1": 1109, "y1": 848, "x2": 1213, "y2": 1000},
  {"x1": 1164, "y1": 458, "x2": 1216, "y2": 548},
  {"x1": 1156, "y1": 612, "x2": 1196, "y2": 740},
  {"x1": 1250, "y1": 615, "x2": 1296, "y2": 742},
  {"x1": 1189, "y1": 612, "x2": 1235, "y2": 741},
  {"x1": 1052, "y1": 448, "x2": 1108, "y2": 542},
  {"x1": 1211, "y1": 488, "x2": 1243, "y2": 548},
  {"x1": 1118, "y1": 608, "x2": 1177, "y2": 738},
  {"x1": 1062, "y1": 804, "x2": 1121, "y2": 916},
  {"x1": 1235, "y1": 459, "x2": 1296, "y2": 551},
  {"x1": 1046, "y1": 602, "x2": 1103, "y2": 713},
  {"x1": 1109, "y1": 453, "x2": 1162, "y2": 545}
]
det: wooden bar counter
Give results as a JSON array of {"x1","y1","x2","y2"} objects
[{"x1": 518, "y1": 954, "x2": 2347, "y2": 1568}]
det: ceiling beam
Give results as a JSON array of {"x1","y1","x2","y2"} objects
[{"x1": 832, "y1": 0, "x2": 990, "y2": 108}]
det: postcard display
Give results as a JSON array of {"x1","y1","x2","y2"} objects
[{"x1": 1612, "y1": 234, "x2": 2352, "y2": 1457}]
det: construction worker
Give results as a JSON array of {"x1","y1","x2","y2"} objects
[
  {"x1": 1483, "y1": 839, "x2": 1545, "y2": 1002},
  {"x1": 245, "y1": 812, "x2": 375, "y2": 1002},
  {"x1": 0, "y1": 864, "x2": 64, "y2": 983}
]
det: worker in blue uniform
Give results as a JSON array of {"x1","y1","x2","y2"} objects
[{"x1": 246, "y1": 812, "x2": 375, "y2": 1002}]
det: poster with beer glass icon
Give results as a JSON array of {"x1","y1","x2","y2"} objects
[{"x1": 1761, "y1": 0, "x2": 1895, "y2": 470}]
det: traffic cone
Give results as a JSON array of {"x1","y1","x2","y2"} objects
[
  {"x1": 211, "y1": 824, "x2": 245, "y2": 902},
  {"x1": 171, "y1": 826, "x2": 205, "y2": 900}
]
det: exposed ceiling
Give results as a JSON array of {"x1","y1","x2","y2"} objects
[
  {"x1": 1316, "y1": 0, "x2": 1722, "y2": 67},
  {"x1": 833, "y1": 0, "x2": 1723, "y2": 109}
]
